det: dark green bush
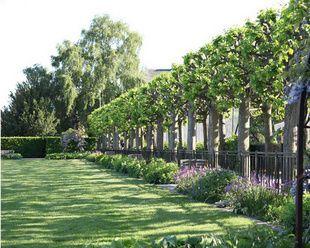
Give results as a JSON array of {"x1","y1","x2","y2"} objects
[
  {"x1": 45, "y1": 152, "x2": 90, "y2": 159},
  {"x1": 1, "y1": 136, "x2": 97, "y2": 158},
  {"x1": 1, "y1": 137, "x2": 46, "y2": 157},
  {"x1": 272, "y1": 193, "x2": 310, "y2": 243},
  {"x1": 144, "y1": 158, "x2": 178, "y2": 184},
  {"x1": 189, "y1": 169, "x2": 237, "y2": 203},
  {"x1": 176, "y1": 169, "x2": 237, "y2": 203},
  {"x1": 223, "y1": 135, "x2": 238, "y2": 151},
  {"x1": 1, "y1": 153, "x2": 23, "y2": 159},
  {"x1": 45, "y1": 137, "x2": 63, "y2": 153}
]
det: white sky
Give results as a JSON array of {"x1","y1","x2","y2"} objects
[{"x1": 0, "y1": 0, "x2": 288, "y2": 108}]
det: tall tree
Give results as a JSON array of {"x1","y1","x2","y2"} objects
[{"x1": 1, "y1": 65, "x2": 59, "y2": 136}]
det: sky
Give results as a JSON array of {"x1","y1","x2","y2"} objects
[{"x1": 0, "y1": 0, "x2": 288, "y2": 108}]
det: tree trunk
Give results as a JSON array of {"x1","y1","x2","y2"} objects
[
  {"x1": 123, "y1": 132, "x2": 128, "y2": 149},
  {"x1": 262, "y1": 103, "x2": 273, "y2": 153},
  {"x1": 129, "y1": 129, "x2": 135, "y2": 149},
  {"x1": 113, "y1": 128, "x2": 119, "y2": 150},
  {"x1": 283, "y1": 102, "x2": 298, "y2": 153},
  {"x1": 187, "y1": 103, "x2": 195, "y2": 151},
  {"x1": 219, "y1": 113, "x2": 225, "y2": 151},
  {"x1": 237, "y1": 96, "x2": 250, "y2": 153},
  {"x1": 146, "y1": 125, "x2": 153, "y2": 150},
  {"x1": 178, "y1": 119, "x2": 183, "y2": 150},
  {"x1": 156, "y1": 118, "x2": 164, "y2": 151},
  {"x1": 168, "y1": 115, "x2": 177, "y2": 151},
  {"x1": 208, "y1": 105, "x2": 219, "y2": 153},
  {"x1": 237, "y1": 96, "x2": 250, "y2": 178},
  {"x1": 100, "y1": 134, "x2": 107, "y2": 150},
  {"x1": 107, "y1": 132, "x2": 112, "y2": 148},
  {"x1": 202, "y1": 115, "x2": 208, "y2": 150},
  {"x1": 135, "y1": 127, "x2": 141, "y2": 150}
]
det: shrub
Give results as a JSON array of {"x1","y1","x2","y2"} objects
[
  {"x1": 175, "y1": 166, "x2": 207, "y2": 194},
  {"x1": 1, "y1": 137, "x2": 46, "y2": 157},
  {"x1": 195, "y1": 142, "x2": 205, "y2": 151},
  {"x1": 1, "y1": 153, "x2": 23, "y2": 159},
  {"x1": 85, "y1": 152, "x2": 103, "y2": 162},
  {"x1": 272, "y1": 193, "x2": 310, "y2": 243},
  {"x1": 103, "y1": 225, "x2": 294, "y2": 248},
  {"x1": 45, "y1": 152, "x2": 90, "y2": 159},
  {"x1": 223, "y1": 135, "x2": 238, "y2": 151},
  {"x1": 144, "y1": 158, "x2": 178, "y2": 184},
  {"x1": 226, "y1": 177, "x2": 288, "y2": 220},
  {"x1": 86, "y1": 154, "x2": 178, "y2": 184},
  {"x1": 61, "y1": 128, "x2": 87, "y2": 152},
  {"x1": 190, "y1": 169, "x2": 237, "y2": 203},
  {"x1": 175, "y1": 168, "x2": 236, "y2": 203}
]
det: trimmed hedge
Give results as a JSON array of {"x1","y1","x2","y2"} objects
[
  {"x1": 1, "y1": 137, "x2": 46, "y2": 158},
  {"x1": 1, "y1": 137, "x2": 98, "y2": 158}
]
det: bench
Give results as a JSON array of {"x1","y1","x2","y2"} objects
[
  {"x1": 128, "y1": 154, "x2": 143, "y2": 160},
  {"x1": 180, "y1": 159, "x2": 206, "y2": 167}
]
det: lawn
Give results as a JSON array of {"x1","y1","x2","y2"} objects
[{"x1": 2, "y1": 159, "x2": 253, "y2": 248}]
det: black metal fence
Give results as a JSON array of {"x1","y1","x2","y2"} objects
[{"x1": 102, "y1": 148, "x2": 298, "y2": 188}]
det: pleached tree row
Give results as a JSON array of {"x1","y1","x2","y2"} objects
[{"x1": 88, "y1": 0, "x2": 309, "y2": 153}]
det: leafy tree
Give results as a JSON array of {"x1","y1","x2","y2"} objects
[{"x1": 1, "y1": 65, "x2": 59, "y2": 136}]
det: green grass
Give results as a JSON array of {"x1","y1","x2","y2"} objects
[{"x1": 2, "y1": 159, "x2": 253, "y2": 247}]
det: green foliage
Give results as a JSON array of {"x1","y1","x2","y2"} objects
[
  {"x1": 104, "y1": 225, "x2": 294, "y2": 248},
  {"x1": 1, "y1": 137, "x2": 46, "y2": 158},
  {"x1": 177, "y1": 169, "x2": 237, "y2": 203},
  {"x1": 1, "y1": 65, "x2": 60, "y2": 136},
  {"x1": 144, "y1": 159, "x2": 178, "y2": 184},
  {"x1": 223, "y1": 135, "x2": 238, "y2": 151},
  {"x1": 195, "y1": 142, "x2": 205, "y2": 151},
  {"x1": 45, "y1": 152, "x2": 90, "y2": 159},
  {"x1": 272, "y1": 193, "x2": 310, "y2": 243},
  {"x1": 85, "y1": 154, "x2": 178, "y2": 184},
  {"x1": 1, "y1": 136, "x2": 97, "y2": 158},
  {"x1": 226, "y1": 179, "x2": 288, "y2": 220},
  {"x1": 1, "y1": 153, "x2": 23, "y2": 159},
  {"x1": 45, "y1": 137, "x2": 63, "y2": 153}
]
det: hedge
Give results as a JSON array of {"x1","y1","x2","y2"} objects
[{"x1": 1, "y1": 137, "x2": 98, "y2": 158}]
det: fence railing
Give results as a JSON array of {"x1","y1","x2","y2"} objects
[{"x1": 102, "y1": 148, "x2": 299, "y2": 189}]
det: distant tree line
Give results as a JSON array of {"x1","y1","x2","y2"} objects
[{"x1": 1, "y1": 15, "x2": 144, "y2": 136}]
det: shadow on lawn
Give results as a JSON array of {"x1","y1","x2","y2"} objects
[{"x1": 1, "y1": 159, "x2": 252, "y2": 248}]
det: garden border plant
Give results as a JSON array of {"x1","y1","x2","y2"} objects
[{"x1": 85, "y1": 153, "x2": 178, "y2": 184}]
